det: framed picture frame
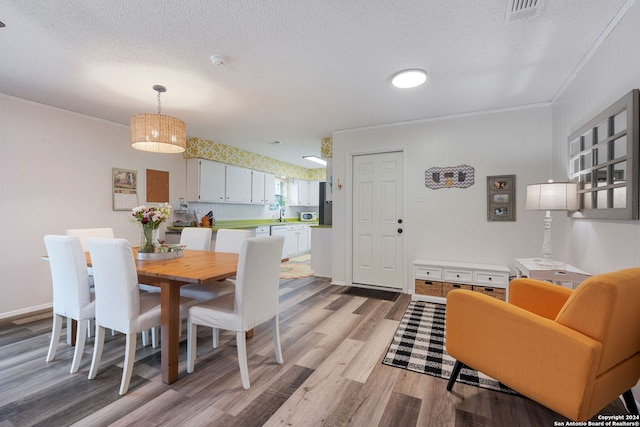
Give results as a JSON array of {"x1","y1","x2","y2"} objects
[
  {"x1": 487, "y1": 175, "x2": 515, "y2": 221},
  {"x1": 112, "y1": 167, "x2": 139, "y2": 211}
]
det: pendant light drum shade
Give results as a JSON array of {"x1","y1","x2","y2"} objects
[
  {"x1": 130, "y1": 113, "x2": 186, "y2": 153},
  {"x1": 130, "y1": 85, "x2": 186, "y2": 154}
]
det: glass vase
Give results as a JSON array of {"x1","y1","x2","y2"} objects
[{"x1": 140, "y1": 225, "x2": 159, "y2": 253}]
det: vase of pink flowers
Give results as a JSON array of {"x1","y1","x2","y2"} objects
[{"x1": 131, "y1": 203, "x2": 172, "y2": 253}]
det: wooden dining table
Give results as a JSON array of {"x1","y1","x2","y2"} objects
[{"x1": 88, "y1": 248, "x2": 239, "y2": 384}]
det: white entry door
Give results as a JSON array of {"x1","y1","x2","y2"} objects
[{"x1": 352, "y1": 151, "x2": 404, "y2": 289}]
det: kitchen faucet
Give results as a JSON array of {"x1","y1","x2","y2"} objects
[{"x1": 279, "y1": 207, "x2": 285, "y2": 222}]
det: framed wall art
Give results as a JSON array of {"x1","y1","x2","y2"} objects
[
  {"x1": 112, "y1": 167, "x2": 139, "y2": 211},
  {"x1": 487, "y1": 175, "x2": 515, "y2": 221},
  {"x1": 425, "y1": 164, "x2": 475, "y2": 189}
]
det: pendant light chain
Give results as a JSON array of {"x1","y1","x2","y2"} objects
[{"x1": 157, "y1": 90, "x2": 162, "y2": 115}]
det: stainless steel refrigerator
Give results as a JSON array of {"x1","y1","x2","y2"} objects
[{"x1": 319, "y1": 182, "x2": 332, "y2": 225}]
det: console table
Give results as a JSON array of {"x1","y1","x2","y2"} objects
[
  {"x1": 514, "y1": 258, "x2": 591, "y2": 288},
  {"x1": 412, "y1": 259, "x2": 511, "y2": 304}
]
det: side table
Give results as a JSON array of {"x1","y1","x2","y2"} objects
[{"x1": 514, "y1": 258, "x2": 591, "y2": 289}]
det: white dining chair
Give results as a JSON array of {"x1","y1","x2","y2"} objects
[
  {"x1": 180, "y1": 227, "x2": 212, "y2": 251},
  {"x1": 43, "y1": 235, "x2": 95, "y2": 374},
  {"x1": 65, "y1": 227, "x2": 155, "y2": 344},
  {"x1": 65, "y1": 227, "x2": 115, "y2": 286},
  {"x1": 187, "y1": 235, "x2": 285, "y2": 389},
  {"x1": 178, "y1": 228, "x2": 251, "y2": 302},
  {"x1": 86, "y1": 237, "x2": 195, "y2": 395},
  {"x1": 65, "y1": 228, "x2": 114, "y2": 251},
  {"x1": 214, "y1": 229, "x2": 252, "y2": 253}
]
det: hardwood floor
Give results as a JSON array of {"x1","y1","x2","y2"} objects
[{"x1": 0, "y1": 275, "x2": 630, "y2": 426}]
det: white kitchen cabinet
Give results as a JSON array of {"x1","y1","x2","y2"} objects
[
  {"x1": 186, "y1": 158, "x2": 226, "y2": 202},
  {"x1": 251, "y1": 171, "x2": 266, "y2": 204},
  {"x1": 225, "y1": 165, "x2": 252, "y2": 203},
  {"x1": 297, "y1": 224, "x2": 310, "y2": 253},
  {"x1": 308, "y1": 181, "x2": 319, "y2": 206},
  {"x1": 271, "y1": 225, "x2": 296, "y2": 258},
  {"x1": 271, "y1": 224, "x2": 310, "y2": 258},
  {"x1": 311, "y1": 226, "x2": 331, "y2": 278},
  {"x1": 288, "y1": 179, "x2": 300, "y2": 206},
  {"x1": 254, "y1": 225, "x2": 271, "y2": 237},
  {"x1": 297, "y1": 179, "x2": 309, "y2": 205},
  {"x1": 264, "y1": 173, "x2": 276, "y2": 205},
  {"x1": 187, "y1": 159, "x2": 292, "y2": 206},
  {"x1": 251, "y1": 171, "x2": 276, "y2": 205},
  {"x1": 288, "y1": 179, "x2": 319, "y2": 206}
]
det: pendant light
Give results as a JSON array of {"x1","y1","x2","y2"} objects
[{"x1": 130, "y1": 85, "x2": 186, "y2": 153}]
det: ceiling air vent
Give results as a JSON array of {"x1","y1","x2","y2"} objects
[{"x1": 504, "y1": 0, "x2": 545, "y2": 24}]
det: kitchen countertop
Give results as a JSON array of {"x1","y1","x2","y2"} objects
[{"x1": 167, "y1": 218, "x2": 319, "y2": 232}]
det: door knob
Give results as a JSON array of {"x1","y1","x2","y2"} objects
[
  {"x1": 398, "y1": 219, "x2": 403, "y2": 224},
  {"x1": 398, "y1": 228, "x2": 403, "y2": 233}
]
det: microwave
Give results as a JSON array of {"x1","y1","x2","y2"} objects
[{"x1": 298, "y1": 212, "x2": 318, "y2": 222}]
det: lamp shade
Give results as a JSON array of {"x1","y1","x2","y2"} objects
[
  {"x1": 526, "y1": 182, "x2": 578, "y2": 211},
  {"x1": 130, "y1": 113, "x2": 186, "y2": 154}
]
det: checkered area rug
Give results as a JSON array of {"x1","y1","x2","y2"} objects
[{"x1": 382, "y1": 301, "x2": 517, "y2": 395}]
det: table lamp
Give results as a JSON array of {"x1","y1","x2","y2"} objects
[{"x1": 525, "y1": 180, "x2": 578, "y2": 267}]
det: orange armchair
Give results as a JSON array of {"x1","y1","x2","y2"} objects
[{"x1": 446, "y1": 268, "x2": 640, "y2": 421}]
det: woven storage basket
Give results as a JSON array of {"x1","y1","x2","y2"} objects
[
  {"x1": 415, "y1": 279, "x2": 443, "y2": 297},
  {"x1": 442, "y1": 282, "x2": 472, "y2": 296},
  {"x1": 472, "y1": 285, "x2": 506, "y2": 301}
]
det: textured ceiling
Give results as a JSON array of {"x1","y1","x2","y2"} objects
[{"x1": 0, "y1": 0, "x2": 632, "y2": 167}]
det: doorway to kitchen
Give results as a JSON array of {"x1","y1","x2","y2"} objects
[{"x1": 351, "y1": 150, "x2": 404, "y2": 289}]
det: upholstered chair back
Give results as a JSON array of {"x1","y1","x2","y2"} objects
[
  {"x1": 215, "y1": 229, "x2": 253, "y2": 254},
  {"x1": 180, "y1": 227, "x2": 212, "y2": 251},
  {"x1": 555, "y1": 268, "x2": 640, "y2": 375},
  {"x1": 66, "y1": 228, "x2": 114, "y2": 251},
  {"x1": 44, "y1": 235, "x2": 93, "y2": 320},
  {"x1": 234, "y1": 235, "x2": 284, "y2": 331},
  {"x1": 87, "y1": 237, "x2": 142, "y2": 333}
]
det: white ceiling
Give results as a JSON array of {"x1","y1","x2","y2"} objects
[{"x1": 0, "y1": 0, "x2": 632, "y2": 167}]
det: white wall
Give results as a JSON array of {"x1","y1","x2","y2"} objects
[
  {"x1": 331, "y1": 106, "x2": 555, "y2": 287},
  {"x1": 0, "y1": 94, "x2": 186, "y2": 318},
  {"x1": 552, "y1": 0, "x2": 640, "y2": 275}
]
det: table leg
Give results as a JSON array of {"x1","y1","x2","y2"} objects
[{"x1": 160, "y1": 282, "x2": 180, "y2": 384}]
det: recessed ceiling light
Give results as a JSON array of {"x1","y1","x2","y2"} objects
[
  {"x1": 303, "y1": 155, "x2": 327, "y2": 166},
  {"x1": 391, "y1": 69, "x2": 428, "y2": 88}
]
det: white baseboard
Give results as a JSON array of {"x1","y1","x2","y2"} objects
[{"x1": 0, "y1": 303, "x2": 52, "y2": 320}]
